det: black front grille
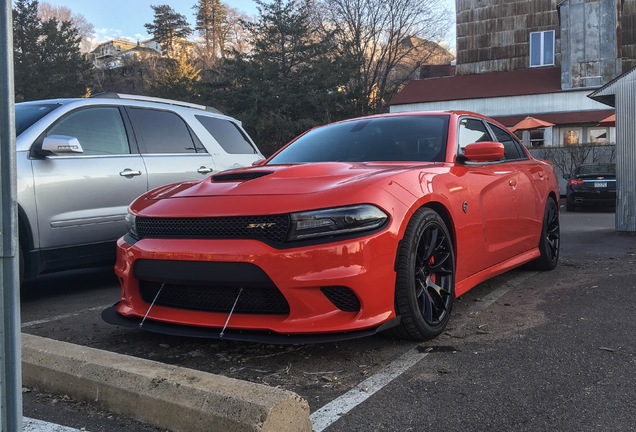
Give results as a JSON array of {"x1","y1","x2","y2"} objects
[
  {"x1": 135, "y1": 260, "x2": 290, "y2": 315},
  {"x1": 136, "y1": 214, "x2": 290, "y2": 244},
  {"x1": 139, "y1": 281, "x2": 290, "y2": 314},
  {"x1": 321, "y1": 286, "x2": 361, "y2": 312}
]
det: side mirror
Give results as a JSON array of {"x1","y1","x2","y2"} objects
[
  {"x1": 42, "y1": 135, "x2": 84, "y2": 155},
  {"x1": 461, "y1": 141, "x2": 504, "y2": 162}
]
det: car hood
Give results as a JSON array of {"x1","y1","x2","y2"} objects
[{"x1": 146, "y1": 162, "x2": 437, "y2": 200}]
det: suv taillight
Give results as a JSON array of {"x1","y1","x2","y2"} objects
[{"x1": 569, "y1": 179, "x2": 584, "y2": 187}]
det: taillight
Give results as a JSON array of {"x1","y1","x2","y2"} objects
[{"x1": 569, "y1": 179, "x2": 584, "y2": 187}]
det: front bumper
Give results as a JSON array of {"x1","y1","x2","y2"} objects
[{"x1": 109, "y1": 230, "x2": 400, "y2": 337}]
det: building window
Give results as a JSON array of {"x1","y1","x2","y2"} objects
[
  {"x1": 530, "y1": 129, "x2": 545, "y2": 147},
  {"x1": 589, "y1": 128, "x2": 608, "y2": 144},
  {"x1": 563, "y1": 129, "x2": 580, "y2": 146},
  {"x1": 530, "y1": 30, "x2": 555, "y2": 67}
]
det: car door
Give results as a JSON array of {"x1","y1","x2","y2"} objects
[
  {"x1": 487, "y1": 122, "x2": 543, "y2": 254},
  {"x1": 30, "y1": 106, "x2": 148, "y2": 250},
  {"x1": 125, "y1": 107, "x2": 217, "y2": 190},
  {"x1": 454, "y1": 117, "x2": 523, "y2": 275}
]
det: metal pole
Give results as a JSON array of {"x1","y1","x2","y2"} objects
[{"x1": 0, "y1": 0, "x2": 23, "y2": 429}]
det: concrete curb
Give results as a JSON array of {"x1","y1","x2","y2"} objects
[{"x1": 22, "y1": 333, "x2": 312, "y2": 432}]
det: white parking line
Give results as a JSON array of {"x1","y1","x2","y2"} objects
[
  {"x1": 310, "y1": 271, "x2": 537, "y2": 431},
  {"x1": 310, "y1": 348, "x2": 429, "y2": 432},
  {"x1": 23, "y1": 417, "x2": 85, "y2": 431},
  {"x1": 21, "y1": 305, "x2": 111, "y2": 329}
]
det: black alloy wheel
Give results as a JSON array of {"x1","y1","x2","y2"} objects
[
  {"x1": 530, "y1": 196, "x2": 560, "y2": 270},
  {"x1": 390, "y1": 207, "x2": 455, "y2": 341}
]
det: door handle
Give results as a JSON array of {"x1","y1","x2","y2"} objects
[
  {"x1": 119, "y1": 169, "x2": 142, "y2": 178},
  {"x1": 197, "y1": 166, "x2": 214, "y2": 175}
]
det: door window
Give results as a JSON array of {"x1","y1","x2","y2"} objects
[
  {"x1": 489, "y1": 123, "x2": 527, "y2": 160},
  {"x1": 128, "y1": 108, "x2": 206, "y2": 154},
  {"x1": 47, "y1": 107, "x2": 129, "y2": 155},
  {"x1": 458, "y1": 118, "x2": 492, "y2": 153}
]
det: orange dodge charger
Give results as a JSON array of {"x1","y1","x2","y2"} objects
[{"x1": 103, "y1": 111, "x2": 560, "y2": 343}]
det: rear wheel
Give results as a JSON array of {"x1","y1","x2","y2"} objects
[
  {"x1": 389, "y1": 208, "x2": 455, "y2": 341},
  {"x1": 530, "y1": 197, "x2": 560, "y2": 270}
]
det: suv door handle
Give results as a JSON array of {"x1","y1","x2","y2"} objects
[
  {"x1": 197, "y1": 166, "x2": 213, "y2": 174},
  {"x1": 119, "y1": 169, "x2": 142, "y2": 178}
]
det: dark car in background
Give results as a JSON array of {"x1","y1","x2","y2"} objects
[{"x1": 565, "y1": 163, "x2": 616, "y2": 211}]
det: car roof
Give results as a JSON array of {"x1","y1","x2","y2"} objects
[{"x1": 17, "y1": 93, "x2": 226, "y2": 117}]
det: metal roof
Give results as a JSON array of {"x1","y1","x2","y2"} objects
[{"x1": 390, "y1": 67, "x2": 563, "y2": 105}]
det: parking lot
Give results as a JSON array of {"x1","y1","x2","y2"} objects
[{"x1": 21, "y1": 207, "x2": 636, "y2": 431}]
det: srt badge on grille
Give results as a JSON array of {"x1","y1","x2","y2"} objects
[{"x1": 246, "y1": 222, "x2": 277, "y2": 229}]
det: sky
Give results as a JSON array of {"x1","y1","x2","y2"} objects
[{"x1": 43, "y1": 0, "x2": 456, "y2": 49}]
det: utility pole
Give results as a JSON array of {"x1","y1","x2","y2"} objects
[{"x1": 0, "y1": 0, "x2": 23, "y2": 429}]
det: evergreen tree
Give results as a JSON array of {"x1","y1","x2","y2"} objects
[
  {"x1": 144, "y1": 5, "x2": 192, "y2": 59},
  {"x1": 13, "y1": 0, "x2": 93, "y2": 101},
  {"x1": 211, "y1": 0, "x2": 356, "y2": 155},
  {"x1": 194, "y1": 0, "x2": 227, "y2": 67},
  {"x1": 149, "y1": 53, "x2": 202, "y2": 101}
]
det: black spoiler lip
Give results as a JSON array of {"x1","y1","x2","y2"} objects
[{"x1": 102, "y1": 304, "x2": 400, "y2": 345}]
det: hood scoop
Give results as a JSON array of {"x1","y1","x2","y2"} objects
[{"x1": 212, "y1": 171, "x2": 273, "y2": 182}]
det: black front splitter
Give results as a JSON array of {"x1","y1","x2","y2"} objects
[{"x1": 102, "y1": 304, "x2": 400, "y2": 344}]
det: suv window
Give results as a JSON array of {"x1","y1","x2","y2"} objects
[
  {"x1": 47, "y1": 107, "x2": 130, "y2": 155},
  {"x1": 489, "y1": 123, "x2": 527, "y2": 160},
  {"x1": 127, "y1": 108, "x2": 206, "y2": 154},
  {"x1": 195, "y1": 115, "x2": 256, "y2": 154}
]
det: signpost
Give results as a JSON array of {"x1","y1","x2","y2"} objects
[{"x1": 0, "y1": 0, "x2": 23, "y2": 429}]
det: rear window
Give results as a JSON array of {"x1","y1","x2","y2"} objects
[
  {"x1": 15, "y1": 103, "x2": 60, "y2": 136},
  {"x1": 195, "y1": 115, "x2": 256, "y2": 154},
  {"x1": 575, "y1": 164, "x2": 615, "y2": 175}
]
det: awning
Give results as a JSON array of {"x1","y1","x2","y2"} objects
[
  {"x1": 509, "y1": 116, "x2": 555, "y2": 132},
  {"x1": 597, "y1": 113, "x2": 615, "y2": 127}
]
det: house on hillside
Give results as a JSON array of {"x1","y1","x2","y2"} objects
[
  {"x1": 390, "y1": 0, "x2": 636, "y2": 149},
  {"x1": 90, "y1": 39, "x2": 161, "y2": 69}
]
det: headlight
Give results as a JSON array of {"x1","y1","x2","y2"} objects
[
  {"x1": 287, "y1": 204, "x2": 388, "y2": 241},
  {"x1": 125, "y1": 212, "x2": 138, "y2": 239}
]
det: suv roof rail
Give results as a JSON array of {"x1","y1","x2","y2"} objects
[{"x1": 90, "y1": 92, "x2": 223, "y2": 114}]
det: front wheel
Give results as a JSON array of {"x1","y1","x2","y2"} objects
[{"x1": 389, "y1": 208, "x2": 455, "y2": 341}]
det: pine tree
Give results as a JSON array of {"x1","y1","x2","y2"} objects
[
  {"x1": 212, "y1": 0, "x2": 356, "y2": 155},
  {"x1": 13, "y1": 0, "x2": 93, "y2": 101},
  {"x1": 149, "y1": 53, "x2": 202, "y2": 101},
  {"x1": 144, "y1": 5, "x2": 192, "y2": 59},
  {"x1": 194, "y1": 0, "x2": 227, "y2": 67}
]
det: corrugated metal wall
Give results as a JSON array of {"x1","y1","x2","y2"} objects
[{"x1": 614, "y1": 78, "x2": 636, "y2": 231}]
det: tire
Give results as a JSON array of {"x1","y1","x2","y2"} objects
[
  {"x1": 389, "y1": 207, "x2": 455, "y2": 341},
  {"x1": 529, "y1": 197, "x2": 560, "y2": 271}
]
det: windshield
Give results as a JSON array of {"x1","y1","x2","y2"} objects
[
  {"x1": 268, "y1": 115, "x2": 450, "y2": 164},
  {"x1": 15, "y1": 103, "x2": 61, "y2": 136}
]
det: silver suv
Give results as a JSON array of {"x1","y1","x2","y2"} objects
[{"x1": 16, "y1": 93, "x2": 263, "y2": 281}]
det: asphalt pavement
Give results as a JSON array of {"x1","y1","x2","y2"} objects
[{"x1": 21, "y1": 206, "x2": 636, "y2": 431}]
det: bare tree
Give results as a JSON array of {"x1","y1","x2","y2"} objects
[
  {"x1": 319, "y1": 0, "x2": 451, "y2": 113},
  {"x1": 38, "y1": 1, "x2": 95, "y2": 52}
]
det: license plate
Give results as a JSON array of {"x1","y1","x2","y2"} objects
[{"x1": 594, "y1": 182, "x2": 607, "y2": 188}]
